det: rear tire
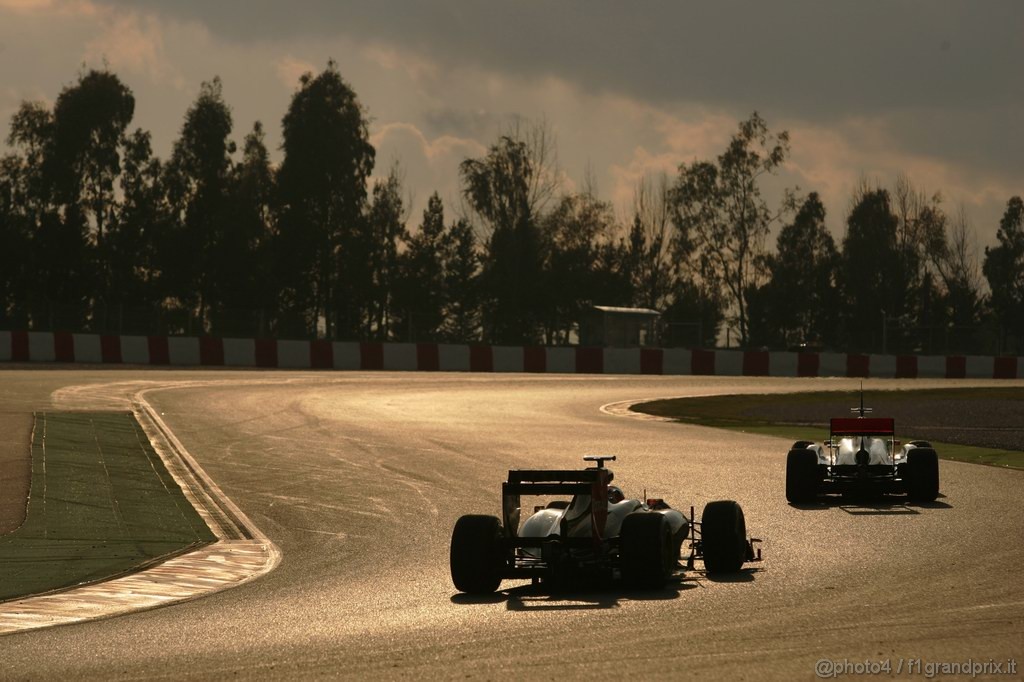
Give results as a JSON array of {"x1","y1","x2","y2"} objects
[
  {"x1": 701, "y1": 500, "x2": 748, "y2": 574},
  {"x1": 786, "y1": 449, "x2": 819, "y2": 503},
  {"x1": 791, "y1": 440, "x2": 813, "y2": 450},
  {"x1": 450, "y1": 515, "x2": 504, "y2": 594},
  {"x1": 620, "y1": 513, "x2": 673, "y2": 589},
  {"x1": 906, "y1": 448, "x2": 939, "y2": 503}
]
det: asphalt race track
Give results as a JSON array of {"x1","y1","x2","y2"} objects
[{"x1": 1, "y1": 370, "x2": 1022, "y2": 680}]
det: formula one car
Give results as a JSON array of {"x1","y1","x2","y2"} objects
[
  {"x1": 786, "y1": 395, "x2": 939, "y2": 503},
  {"x1": 450, "y1": 456, "x2": 760, "y2": 594}
]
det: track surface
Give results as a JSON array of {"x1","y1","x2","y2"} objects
[{"x1": 0, "y1": 370, "x2": 1022, "y2": 680}]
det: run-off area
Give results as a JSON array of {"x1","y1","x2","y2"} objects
[{"x1": 0, "y1": 411, "x2": 215, "y2": 602}]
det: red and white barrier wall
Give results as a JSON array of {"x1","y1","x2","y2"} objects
[{"x1": 0, "y1": 330, "x2": 1019, "y2": 379}]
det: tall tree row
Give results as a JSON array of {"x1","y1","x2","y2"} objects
[{"x1": 0, "y1": 65, "x2": 1020, "y2": 354}]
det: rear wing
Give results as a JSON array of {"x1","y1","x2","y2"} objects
[
  {"x1": 830, "y1": 417, "x2": 895, "y2": 436},
  {"x1": 502, "y1": 468, "x2": 611, "y2": 540}
]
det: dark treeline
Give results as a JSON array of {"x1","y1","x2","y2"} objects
[{"x1": 1, "y1": 64, "x2": 1022, "y2": 354}]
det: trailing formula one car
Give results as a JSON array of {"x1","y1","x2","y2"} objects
[
  {"x1": 450, "y1": 456, "x2": 761, "y2": 594},
  {"x1": 786, "y1": 395, "x2": 940, "y2": 503}
]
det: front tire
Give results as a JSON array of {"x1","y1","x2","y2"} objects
[
  {"x1": 786, "y1": 449, "x2": 819, "y2": 503},
  {"x1": 450, "y1": 515, "x2": 504, "y2": 594},
  {"x1": 906, "y1": 448, "x2": 939, "y2": 503},
  {"x1": 620, "y1": 513, "x2": 673, "y2": 589},
  {"x1": 701, "y1": 500, "x2": 748, "y2": 574}
]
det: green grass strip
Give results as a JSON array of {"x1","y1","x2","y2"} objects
[
  {"x1": 671, "y1": 422, "x2": 1023, "y2": 469},
  {"x1": 632, "y1": 389, "x2": 1024, "y2": 470},
  {"x1": 0, "y1": 412, "x2": 216, "y2": 602}
]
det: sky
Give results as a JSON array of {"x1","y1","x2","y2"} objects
[{"x1": 1, "y1": 0, "x2": 1021, "y2": 250}]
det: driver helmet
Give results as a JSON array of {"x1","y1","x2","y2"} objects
[{"x1": 607, "y1": 485, "x2": 625, "y2": 504}]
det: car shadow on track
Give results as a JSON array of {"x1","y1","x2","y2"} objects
[
  {"x1": 700, "y1": 567, "x2": 761, "y2": 583},
  {"x1": 450, "y1": 584, "x2": 686, "y2": 611},
  {"x1": 451, "y1": 567, "x2": 761, "y2": 610},
  {"x1": 789, "y1": 493, "x2": 953, "y2": 515}
]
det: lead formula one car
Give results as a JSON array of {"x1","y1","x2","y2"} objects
[
  {"x1": 785, "y1": 397, "x2": 940, "y2": 503},
  {"x1": 450, "y1": 456, "x2": 760, "y2": 594}
]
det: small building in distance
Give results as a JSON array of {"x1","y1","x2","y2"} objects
[{"x1": 579, "y1": 305, "x2": 661, "y2": 347}]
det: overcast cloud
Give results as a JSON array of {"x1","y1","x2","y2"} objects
[{"x1": 1, "y1": 0, "x2": 1021, "y2": 244}]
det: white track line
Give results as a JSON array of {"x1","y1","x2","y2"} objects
[{"x1": 600, "y1": 396, "x2": 685, "y2": 421}]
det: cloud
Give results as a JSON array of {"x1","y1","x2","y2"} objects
[
  {"x1": 82, "y1": 9, "x2": 185, "y2": 87},
  {"x1": 360, "y1": 43, "x2": 439, "y2": 84},
  {"x1": 0, "y1": 1, "x2": 190, "y2": 92},
  {"x1": 93, "y1": 2, "x2": 1024, "y2": 112},
  {"x1": 371, "y1": 121, "x2": 484, "y2": 164},
  {"x1": 603, "y1": 105, "x2": 743, "y2": 211},
  {"x1": 84, "y1": 3, "x2": 1023, "y2": 204},
  {"x1": 786, "y1": 116, "x2": 1020, "y2": 230},
  {"x1": 275, "y1": 56, "x2": 316, "y2": 90},
  {"x1": 0, "y1": 0, "x2": 52, "y2": 10},
  {"x1": 369, "y1": 121, "x2": 486, "y2": 222},
  {"x1": 0, "y1": 0, "x2": 96, "y2": 15},
  {"x1": 3, "y1": 0, "x2": 1018, "y2": 248}
]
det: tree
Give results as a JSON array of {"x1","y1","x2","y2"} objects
[
  {"x1": 589, "y1": 238, "x2": 634, "y2": 310},
  {"x1": 2, "y1": 104, "x2": 52, "y2": 326},
  {"x1": 3, "y1": 71, "x2": 145, "y2": 330},
  {"x1": 359, "y1": 167, "x2": 406, "y2": 339},
  {"x1": 48, "y1": 70, "x2": 135, "y2": 252},
  {"x1": 163, "y1": 77, "x2": 236, "y2": 333},
  {"x1": 540, "y1": 190, "x2": 616, "y2": 343},
  {"x1": 7, "y1": 99, "x2": 93, "y2": 328},
  {"x1": 104, "y1": 128, "x2": 166, "y2": 331},
  {"x1": 6, "y1": 102, "x2": 52, "y2": 205},
  {"x1": 670, "y1": 112, "x2": 795, "y2": 347},
  {"x1": 627, "y1": 174, "x2": 675, "y2": 311},
  {"x1": 0, "y1": 155, "x2": 33, "y2": 327},
  {"x1": 940, "y1": 207, "x2": 983, "y2": 334},
  {"x1": 393, "y1": 192, "x2": 448, "y2": 341},
  {"x1": 441, "y1": 217, "x2": 481, "y2": 342},
  {"x1": 42, "y1": 70, "x2": 136, "y2": 316},
  {"x1": 603, "y1": 173, "x2": 726, "y2": 348},
  {"x1": 661, "y1": 277, "x2": 724, "y2": 349},
  {"x1": 210, "y1": 121, "x2": 275, "y2": 336},
  {"x1": 840, "y1": 185, "x2": 905, "y2": 351},
  {"x1": 844, "y1": 174, "x2": 985, "y2": 353},
  {"x1": 461, "y1": 120, "x2": 559, "y2": 344},
  {"x1": 909, "y1": 200, "x2": 984, "y2": 351},
  {"x1": 983, "y1": 196, "x2": 1024, "y2": 351},
  {"x1": 277, "y1": 60, "x2": 375, "y2": 339},
  {"x1": 748, "y1": 192, "x2": 840, "y2": 348},
  {"x1": 890, "y1": 174, "x2": 951, "y2": 344}
]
